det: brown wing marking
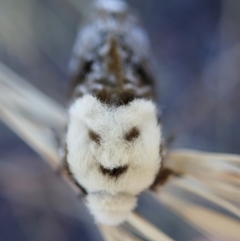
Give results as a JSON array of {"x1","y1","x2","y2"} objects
[
  {"x1": 150, "y1": 136, "x2": 178, "y2": 191},
  {"x1": 62, "y1": 144, "x2": 88, "y2": 195}
]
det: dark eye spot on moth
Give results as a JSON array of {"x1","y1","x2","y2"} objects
[
  {"x1": 124, "y1": 127, "x2": 140, "y2": 142},
  {"x1": 89, "y1": 130, "x2": 101, "y2": 144},
  {"x1": 100, "y1": 165, "x2": 128, "y2": 179}
]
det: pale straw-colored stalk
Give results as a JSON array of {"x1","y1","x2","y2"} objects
[
  {"x1": 165, "y1": 176, "x2": 240, "y2": 218},
  {"x1": 158, "y1": 193, "x2": 240, "y2": 240},
  {"x1": 167, "y1": 150, "x2": 240, "y2": 185}
]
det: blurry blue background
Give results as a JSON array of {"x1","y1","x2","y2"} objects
[{"x1": 0, "y1": 0, "x2": 239, "y2": 240}]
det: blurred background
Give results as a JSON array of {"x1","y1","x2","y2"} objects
[{"x1": 0, "y1": 0, "x2": 239, "y2": 240}]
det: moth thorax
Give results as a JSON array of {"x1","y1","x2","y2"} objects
[{"x1": 105, "y1": 37, "x2": 124, "y2": 91}]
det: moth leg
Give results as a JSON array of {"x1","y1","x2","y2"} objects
[
  {"x1": 150, "y1": 132, "x2": 179, "y2": 191},
  {"x1": 60, "y1": 142, "x2": 88, "y2": 196},
  {"x1": 50, "y1": 127, "x2": 67, "y2": 174},
  {"x1": 51, "y1": 128, "x2": 88, "y2": 197},
  {"x1": 150, "y1": 167, "x2": 175, "y2": 191}
]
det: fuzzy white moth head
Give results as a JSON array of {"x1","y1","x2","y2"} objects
[{"x1": 66, "y1": 95, "x2": 161, "y2": 225}]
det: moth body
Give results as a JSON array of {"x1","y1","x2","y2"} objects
[{"x1": 65, "y1": 0, "x2": 162, "y2": 225}]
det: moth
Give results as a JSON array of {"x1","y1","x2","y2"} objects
[
  {"x1": 0, "y1": 0, "x2": 239, "y2": 237},
  {"x1": 63, "y1": 0, "x2": 172, "y2": 225}
]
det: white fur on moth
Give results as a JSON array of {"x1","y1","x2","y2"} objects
[{"x1": 67, "y1": 95, "x2": 162, "y2": 225}]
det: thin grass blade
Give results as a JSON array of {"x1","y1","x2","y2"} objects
[
  {"x1": 0, "y1": 101, "x2": 59, "y2": 168},
  {"x1": 0, "y1": 62, "x2": 67, "y2": 129},
  {"x1": 166, "y1": 149, "x2": 240, "y2": 185},
  {"x1": 165, "y1": 176, "x2": 240, "y2": 219},
  {"x1": 158, "y1": 193, "x2": 240, "y2": 240},
  {"x1": 126, "y1": 213, "x2": 175, "y2": 241},
  {"x1": 99, "y1": 225, "x2": 142, "y2": 241}
]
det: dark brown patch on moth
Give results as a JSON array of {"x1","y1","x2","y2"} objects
[
  {"x1": 89, "y1": 130, "x2": 101, "y2": 144},
  {"x1": 63, "y1": 144, "x2": 87, "y2": 195},
  {"x1": 135, "y1": 64, "x2": 154, "y2": 87},
  {"x1": 119, "y1": 91, "x2": 135, "y2": 105},
  {"x1": 96, "y1": 88, "x2": 109, "y2": 103},
  {"x1": 68, "y1": 59, "x2": 94, "y2": 98},
  {"x1": 150, "y1": 139, "x2": 177, "y2": 191},
  {"x1": 100, "y1": 165, "x2": 128, "y2": 179},
  {"x1": 150, "y1": 167, "x2": 174, "y2": 191},
  {"x1": 124, "y1": 127, "x2": 140, "y2": 142},
  {"x1": 96, "y1": 89, "x2": 135, "y2": 106}
]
